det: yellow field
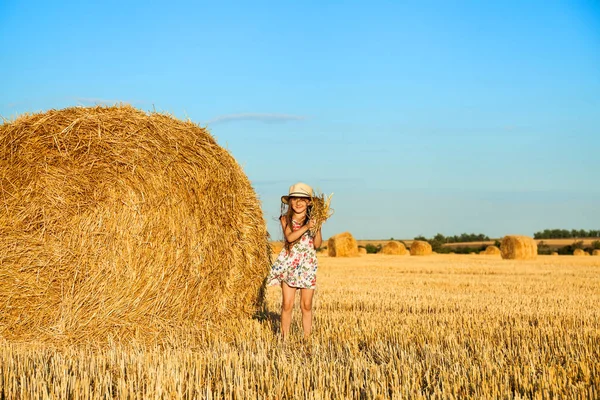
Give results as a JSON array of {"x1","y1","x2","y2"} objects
[{"x1": 1, "y1": 254, "x2": 599, "y2": 398}]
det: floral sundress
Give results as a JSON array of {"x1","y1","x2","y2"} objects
[{"x1": 267, "y1": 219, "x2": 318, "y2": 289}]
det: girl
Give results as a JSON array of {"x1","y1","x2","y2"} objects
[{"x1": 266, "y1": 182, "x2": 323, "y2": 339}]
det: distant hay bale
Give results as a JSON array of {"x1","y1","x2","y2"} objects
[
  {"x1": 593, "y1": 250, "x2": 600, "y2": 256},
  {"x1": 381, "y1": 241, "x2": 407, "y2": 255},
  {"x1": 410, "y1": 240, "x2": 432, "y2": 256},
  {"x1": 551, "y1": 252, "x2": 559, "y2": 256},
  {"x1": 573, "y1": 249, "x2": 585, "y2": 256},
  {"x1": 449, "y1": 252, "x2": 456, "y2": 255},
  {"x1": 358, "y1": 247, "x2": 367, "y2": 255},
  {"x1": 327, "y1": 232, "x2": 359, "y2": 257},
  {"x1": 484, "y1": 245, "x2": 501, "y2": 255},
  {"x1": 500, "y1": 236, "x2": 537, "y2": 260},
  {"x1": 0, "y1": 105, "x2": 270, "y2": 344}
]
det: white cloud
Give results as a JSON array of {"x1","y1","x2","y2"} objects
[{"x1": 206, "y1": 113, "x2": 306, "y2": 125}]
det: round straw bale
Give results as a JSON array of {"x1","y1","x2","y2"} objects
[
  {"x1": 573, "y1": 249, "x2": 585, "y2": 256},
  {"x1": 593, "y1": 250, "x2": 600, "y2": 256},
  {"x1": 381, "y1": 241, "x2": 407, "y2": 255},
  {"x1": 484, "y1": 245, "x2": 501, "y2": 255},
  {"x1": 358, "y1": 247, "x2": 367, "y2": 255},
  {"x1": 0, "y1": 105, "x2": 270, "y2": 344},
  {"x1": 551, "y1": 252, "x2": 559, "y2": 256},
  {"x1": 500, "y1": 235, "x2": 537, "y2": 260},
  {"x1": 410, "y1": 240, "x2": 432, "y2": 256},
  {"x1": 327, "y1": 232, "x2": 359, "y2": 257}
]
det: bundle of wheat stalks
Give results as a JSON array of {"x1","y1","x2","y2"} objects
[{"x1": 309, "y1": 192, "x2": 334, "y2": 235}]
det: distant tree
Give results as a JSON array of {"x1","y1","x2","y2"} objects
[
  {"x1": 433, "y1": 233, "x2": 446, "y2": 243},
  {"x1": 537, "y1": 241, "x2": 551, "y2": 255},
  {"x1": 533, "y1": 228, "x2": 600, "y2": 239},
  {"x1": 365, "y1": 244, "x2": 381, "y2": 254}
]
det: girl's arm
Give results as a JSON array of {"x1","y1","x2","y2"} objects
[
  {"x1": 281, "y1": 216, "x2": 310, "y2": 243},
  {"x1": 313, "y1": 225, "x2": 322, "y2": 249}
]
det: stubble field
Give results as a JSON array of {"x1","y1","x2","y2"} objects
[{"x1": 1, "y1": 254, "x2": 598, "y2": 399}]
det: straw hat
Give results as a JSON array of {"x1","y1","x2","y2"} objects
[{"x1": 281, "y1": 182, "x2": 313, "y2": 204}]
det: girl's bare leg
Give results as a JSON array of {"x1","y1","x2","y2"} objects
[
  {"x1": 300, "y1": 288, "x2": 315, "y2": 338},
  {"x1": 280, "y1": 282, "x2": 296, "y2": 339}
]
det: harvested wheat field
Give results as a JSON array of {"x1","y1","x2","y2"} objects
[{"x1": 1, "y1": 254, "x2": 598, "y2": 398}]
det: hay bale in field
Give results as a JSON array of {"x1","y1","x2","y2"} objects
[
  {"x1": 573, "y1": 249, "x2": 585, "y2": 256},
  {"x1": 381, "y1": 241, "x2": 407, "y2": 255},
  {"x1": 270, "y1": 242, "x2": 284, "y2": 255},
  {"x1": 358, "y1": 247, "x2": 367, "y2": 255},
  {"x1": 409, "y1": 240, "x2": 432, "y2": 256},
  {"x1": 551, "y1": 252, "x2": 559, "y2": 256},
  {"x1": 327, "y1": 232, "x2": 359, "y2": 257},
  {"x1": 484, "y1": 245, "x2": 501, "y2": 255},
  {"x1": 593, "y1": 250, "x2": 600, "y2": 256},
  {"x1": 500, "y1": 235, "x2": 537, "y2": 260},
  {"x1": 0, "y1": 105, "x2": 270, "y2": 344}
]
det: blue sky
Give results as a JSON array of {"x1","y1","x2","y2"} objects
[{"x1": 1, "y1": 0, "x2": 599, "y2": 239}]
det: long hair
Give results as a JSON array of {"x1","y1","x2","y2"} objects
[{"x1": 281, "y1": 201, "x2": 313, "y2": 251}]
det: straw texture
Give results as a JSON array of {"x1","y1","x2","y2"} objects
[
  {"x1": 0, "y1": 105, "x2": 270, "y2": 344},
  {"x1": 308, "y1": 192, "x2": 333, "y2": 235},
  {"x1": 593, "y1": 250, "x2": 600, "y2": 256},
  {"x1": 381, "y1": 241, "x2": 407, "y2": 255},
  {"x1": 327, "y1": 232, "x2": 359, "y2": 257},
  {"x1": 500, "y1": 236, "x2": 537, "y2": 260},
  {"x1": 410, "y1": 241, "x2": 432, "y2": 256},
  {"x1": 484, "y1": 245, "x2": 501, "y2": 255}
]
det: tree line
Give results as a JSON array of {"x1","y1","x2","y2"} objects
[
  {"x1": 533, "y1": 229, "x2": 600, "y2": 239},
  {"x1": 414, "y1": 233, "x2": 490, "y2": 243}
]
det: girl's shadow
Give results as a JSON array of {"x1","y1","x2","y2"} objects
[{"x1": 253, "y1": 308, "x2": 280, "y2": 335}]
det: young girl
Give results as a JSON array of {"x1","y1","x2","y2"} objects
[{"x1": 266, "y1": 182, "x2": 323, "y2": 339}]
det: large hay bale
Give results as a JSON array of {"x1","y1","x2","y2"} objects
[
  {"x1": 358, "y1": 247, "x2": 367, "y2": 255},
  {"x1": 327, "y1": 232, "x2": 358, "y2": 257},
  {"x1": 484, "y1": 245, "x2": 501, "y2": 255},
  {"x1": 410, "y1": 240, "x2": 432, "y2": 256},
  {"x1": 500, "y1": 235, "x2": 537, "y2": 260},
  {"x1": 573, "y1": 249, "x2": 585, "y2": 256},
  {"x1": 593, "y1": 250, "x2": 600, "y2": 256},
  {"x1": 381, "y1": 241, "x2": 407, "y2": 255},
  {"x1": 0, "y1": 105, "x2": 270, "y2": 344}
]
